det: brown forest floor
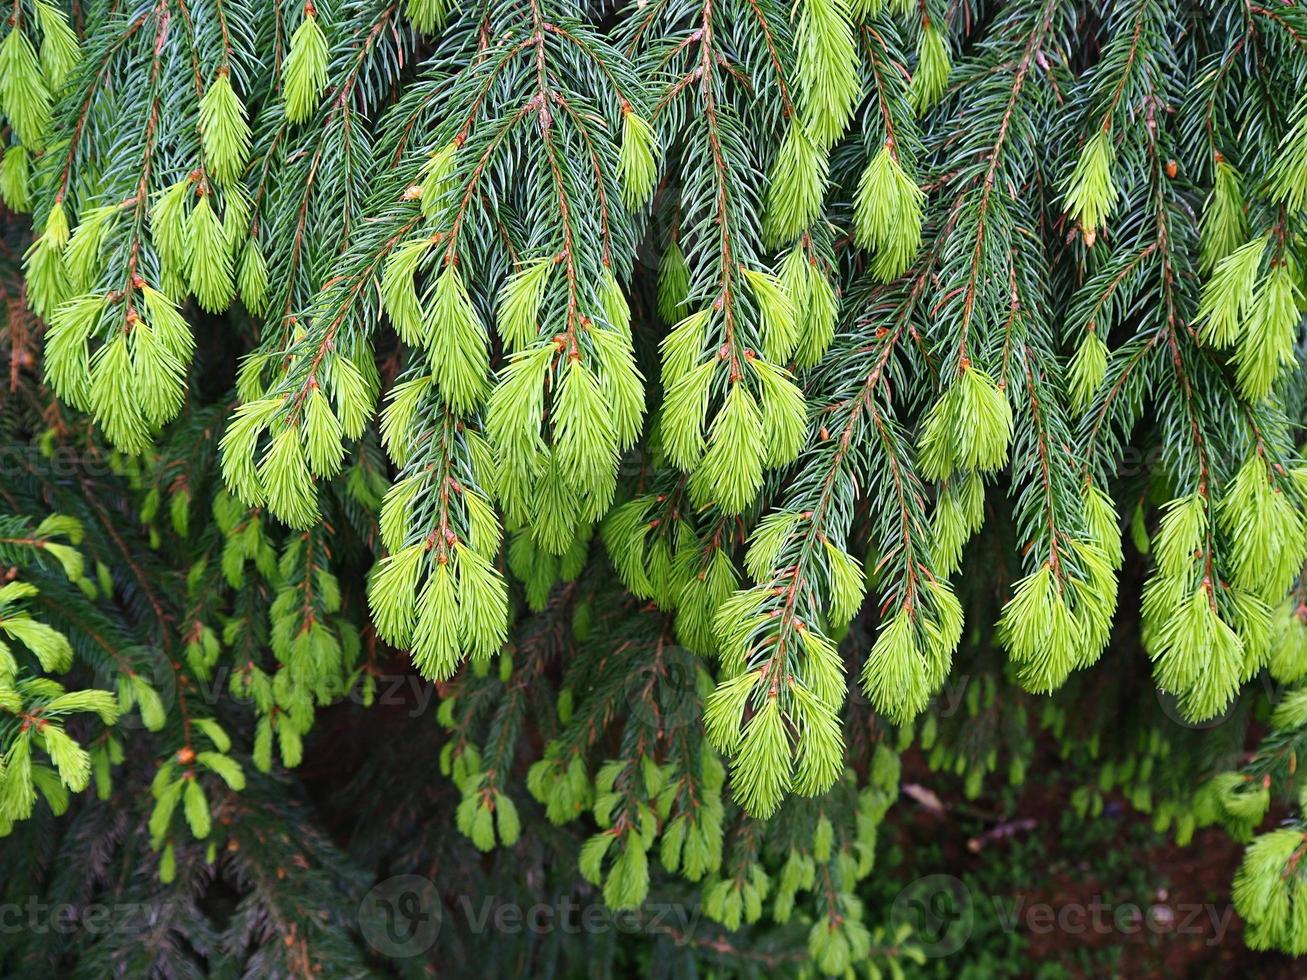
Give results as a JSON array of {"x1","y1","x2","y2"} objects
[{"x1": 893, "y1": 745, "x2": 1298, "y2": 979}]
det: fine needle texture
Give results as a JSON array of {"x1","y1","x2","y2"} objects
[{"x1": 2, "y1": 0, "x2": 1307, "y2": 972}]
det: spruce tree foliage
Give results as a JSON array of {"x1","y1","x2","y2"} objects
[{"x1": 2, "y1": 0, "x2": 1307, "y2": 972}]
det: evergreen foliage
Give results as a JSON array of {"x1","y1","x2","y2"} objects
[{"x1": 1, "y1": 0, "x2": 1307, "y2": 972}]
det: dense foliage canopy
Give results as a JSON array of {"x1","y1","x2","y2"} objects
[{"x1": 2, "y1": 0, "x2": 1307, "y2": 973}]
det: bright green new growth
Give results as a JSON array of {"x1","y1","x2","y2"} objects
[
  {"x1": 42, "y1": 197, "x2": 68, "y2": 247},
  {"x1": 64, "y1": 205, "x2": 115, "y2": 293},
  {"x1": 283, "y1": 11, "x2": 329, "y2": 124},
  {"x1": 431, "y1": 544, "x2": 508, "y2": 674},
  {"x1": 743, "y1": 267, "x2": 798, "y2": 363},
  {"x1": 259, "y1": 426, "x2": 319, "y2": 529},
  {"x1": 23, "y1": 210, "x2": 68, "y2": 319},
  {"x1": 1068, "y1": 329, "x2": 1109, "y2": 411},
  {"x1": 1268, "y1": 97, "x2": 1307, "y2": 212},
  {"x1": 236, "y1": 240, "x2": 269, "y2": 313},
  {"x1": 1234, "y1": 263, "x2": 1302, "y2": 401},
  {"x1": 496, "y1": 257, "x2": 554, "y2": 351},
  {"x1": 151, "y1": 180, "x2": 191, "y2": 281},
  {"x1": 795, "y1": 0, "x2": 861, "y2": 148},
  {"x1": 487, "y1": 346, "x2": 553, "y2": 491},
  {"x1": 660, "y1": 309, "x2": 710, "y2": 392},
  {"x1": 861, "y1": 584, "x2": 962, "y2": 724},
  {"x1": 918, "y1": 365, "x2": 1013, "y2": 480},
  {"x1": 1218, "y1": 457, "x2": 1307, "y2": 601},
  {"x1": 187, "y1": 193, "x2": 235, "y2": 313},
  {"x1": 85, "y1": 335, "x2": 150, "y2": 452},
  {"x1": 411, "y1": 560, "x2": 461, "y2": 677},
  {"x1": 593, "y1": 324, "x2": 645, "y2": 451},
  {"x1": 1154, "y1": 494, "x2": 1207, "y2": 578},
  {"x1": 933, "y1": 472, "x2": 986, "y2": 574},
  {"x1": 763, "y1": 122, "x2": 827, "y2": 246},
  {"x1": 0, "y1": 145, "x2": 31, "y2": 211},
  {"x1": 1197, "y1": 237, "x2": 1267, "y2": 347},
  {"x1": 199, "y1": 72, "x2": 252, "y2": 187},
  {"x1": 618, "y1": 109, "x2": 659, "y2": 208},
  {"x1": 750, "y1": 357, "x2": 807, "y2": 466},
  {"x1": 853, "y1": 145, "x2": 925, "y2": 281},
  {"x1": 405, "y1": 0, "x2": 453, "y2": 32},
  {"x1": 419, "y1": 142, "x2": 458, "y2": 216},
  {"x1": 381, "y1": 237, "x2": 434, "y2": 346},
  {"x1": 1154, "y1": 586, "x2": 1244, "y2": 721},
  {"x1": 554, "y1": 357, "x2": 619, "y2": 500},
  {"x1": 0, "y1": 26, "x2": 51, "y2": 149},
  {"x1": 45, "y1": 294, "x2": 103, "y2": 411},
  {"x1": 909, "y1": 20, "x2": 950, "y2": 114},
  {"x1": 35, "y1": 1, "x2": 80, "y2": 90},
  {"x1": 1084, "y1": 485, "x2": 1124, "y2": 570},
  {"x1": 136, "y1": 287, "x2": 195, "y2": 425},
  {"x1": 656, "y1": 243, "x2": 690, "y2": 322},
  {"x1": 691, "y1": 382, "x2": 765, "y2": 514},
  {"x1": 46, "y1": 282, "x2": 194, "y2": 454},
  {"x1": 1063, "y1": 129, "x2": 1118, "y2": 236},
  {"x1": 1200, "y1": 159, "x2": 1247, "y2": 272},
  {"x1": 303, "y1": 385, "x2": 345, "y2": 476},
  {"x1": 1234, "y1": 828, "x2": 1307, "y2": 955},
  {"x1": 781, "y1": 243, "x2": 838, "y2": 367},
  {"x1": 427, "y1": 266, "x2": 491, "y2": 412},
  {"x1": 1138, "y1": 482, "x2": 1282, "y2": 722},
  {"x1": 219, "y1": 397, "x2": 283, "y2": 509},
  {"x1": 997, "y1": 564, "x2": 1081, "y2": 692}
]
